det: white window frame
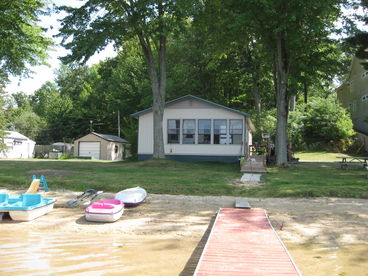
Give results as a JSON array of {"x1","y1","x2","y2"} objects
[
  {"x1": 182, "y1": 119, "x2": 196, "y2": 144},
  {"x1": 167, "y1": 119, "x2": 180, "y2": 144},
  {"x1": 229, "y1": 119, "x2": 243, "y2": 145},
  {"x1": 198, "y1": 119, "x2": 212, "y2": 145}
]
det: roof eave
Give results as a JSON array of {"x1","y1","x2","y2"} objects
[{"x1": 130, "y1": 94, "x2": 251, "y2": 118}]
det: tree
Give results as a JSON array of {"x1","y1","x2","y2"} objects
[
  {"x1": 345, "y1": 1, "x2": 368, "y2": 69},
  {"x1": 0, "y1": 84, "x2": 7, "y2": 150},
  {"x1": 12, "y1": 110, "x2": 45, "y2": 141},
  {"x1": 227, "y1": 0, "x2": 346, "y2": 166},
  {"x1": 0, "y1": 0, "x2": 52, "y2": 82},
  {"x1": 58, "y1": 0, "x2": 198, "y2": 159}
]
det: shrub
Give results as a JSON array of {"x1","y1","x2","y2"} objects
[
  {"x1": 294, "y1": 96, "x2": 355, "y2": 151},
  {"x1": 60, "y1": 153, "x2": 73, "y2": 159}
]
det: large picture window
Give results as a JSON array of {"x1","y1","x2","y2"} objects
[
  {"x1": 182, "y1": 119, "x2": 195, "y2": 144},
  {"x1": 229, "y1": 119, "x2": 243, "y2": 144},
  {"x1": 214, "y1": 119, "x2": 227, "y2": 144},
  {"x1": 168, "y1": 119, "x2": 180, "y2": 144},
  {"x1": 198, "y1": 119, "x2": 211, "y2": 144}
]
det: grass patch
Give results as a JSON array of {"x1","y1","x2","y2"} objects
[
  {"x1": 0, "y1": 159, "x2": 241, "y2": 196},
  {"x1": 257, "y1": 163, "x2": 368, "y2": 198},
  {"x1": 0, "y1": 158, "x2": 367, "y2": 198},
  {"x1": 295, "y1": 151, "x2": 352, "y2": 162}
]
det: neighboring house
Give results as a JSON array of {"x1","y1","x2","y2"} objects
[
  {"x1": 0, "y1": 131, "x2": 35, "y2": 159},
  {"x1": 74, "y1": 132, "x2": 128, "y2": 160},
  {"x1": 131, "y1": 94, "x2": 255, "y2": 163},
  {"x1": 336, "y1": 57, "x2": 368, "y2": 135},
  {"x1": 336, "y1": 57, "x2": 368, "y2": 151}
]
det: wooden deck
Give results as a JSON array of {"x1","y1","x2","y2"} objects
[
  {"x1": 194, "y1": 208, "x2": 301, "y2": 276},
  {"x1": 240, "y1": 155, "x2": 267, "y2": 173}
]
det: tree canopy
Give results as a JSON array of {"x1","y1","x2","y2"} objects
[
  {"x1": 1, "y1": 0, "x2": 363, "y2": 161},
  {"x1": 0, "y1": 0, "x2": 52, "y2": 82}
]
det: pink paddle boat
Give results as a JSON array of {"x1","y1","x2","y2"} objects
[{"x1": 85, "y1": 199, "x2": 124, "y2": 222}]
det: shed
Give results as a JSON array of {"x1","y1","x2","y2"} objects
[
  {"x1": 74, "y1": 132, "x2": 128, "y2": 160},
  {"x1": 131, "y1": 94, "x2": 255, "y2": 163},
  {"x1": 0, "y1": 131, "x2": 36, "y2": 159}
]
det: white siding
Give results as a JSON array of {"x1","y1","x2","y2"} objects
[
  {"x1": 0, "y1": 131, "x2": 35, "y2": 159},
  {"x1": 137, "y1": 99, "x2": 248, "y2": 157}
]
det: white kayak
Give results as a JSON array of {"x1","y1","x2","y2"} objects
[{"x1": 114, "y1": 187, "x2": 147, "y2": 206}]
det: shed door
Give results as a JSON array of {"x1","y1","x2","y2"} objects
[{"x1": 79, "y1": 142, "x2": 100, "y2": 160}]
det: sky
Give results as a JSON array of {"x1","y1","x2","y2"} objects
[{"x1": 5, "y1": 0, "x2": 116, "y2": 95}]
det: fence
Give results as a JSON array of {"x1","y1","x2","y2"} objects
[{"x1": 35, "y1": 144, "x2": 74, "y2": 158}]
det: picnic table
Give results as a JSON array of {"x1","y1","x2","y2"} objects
[{"x1": 337, "y1": 156, "x2": 368, "y2": 169}]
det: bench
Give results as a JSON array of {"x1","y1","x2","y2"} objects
[{"x1": 337, "y1": 157, "x2": 368, "y2": 169}]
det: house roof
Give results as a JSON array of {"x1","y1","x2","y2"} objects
[
  {"x1": 4, "y1": 131, "x2": 34, "y2": 142},
  {"x1": 130, "y1": 94, "x2": 251, "y2": 118},
  {"x1": 91, "y1": 132, "x2": 128, "y2": 143}
]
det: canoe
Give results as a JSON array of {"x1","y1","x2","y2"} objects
[
  {"x1": 114, "y1": 187, "x2": 147, "y2": 206},
  {"x1": 85, "y1": 199, "x2": 124, "y2": 222},
  {"x1": 0, "y1": 193, "x2": 55, "y2": 221}
]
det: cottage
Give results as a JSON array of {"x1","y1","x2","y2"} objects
[
  {"x1": 131, "y1": 95, "x2": 255, "y2": 163},
  {"x1": 336, "y1": 57, "x2": 368, "y2": 151},
  {"x1": 0, "y1": 131, "x2": 35, "y2": 159},
  {"x1": 74, "y1": 132, "x2": 128, "y2": 160}
]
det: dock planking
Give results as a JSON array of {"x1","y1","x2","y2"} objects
[{"x1": 194, "y1": 208, "x2": 301, "y2": 276}]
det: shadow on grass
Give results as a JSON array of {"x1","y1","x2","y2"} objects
[{"x1": 179, "y1": 214, "x2": 216, "y2": 276}]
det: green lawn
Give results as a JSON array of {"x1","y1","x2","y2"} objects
[
  {"x1": 0, "y1": 157, "x2": 367, "y2": 198},
  {"x1": 295, "y1": 151, "x2": 352, "y2": 162}
]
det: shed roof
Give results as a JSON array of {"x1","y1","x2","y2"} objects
[
  {"x1": 4, "y1": 131, "x2": 34, "y2": 142},
  {"x1": 131, "y1": 94, "x2": 251, "y2": 118},
  {"x1": 91, "y1": 132, "x2": 128, "y2": 143}
]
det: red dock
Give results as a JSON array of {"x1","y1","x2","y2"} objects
[{"x1": 194, "y1": 208, "x2": 301, "y2": 276}]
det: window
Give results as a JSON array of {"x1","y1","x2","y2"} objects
[
  {"x1": 214, "y1": 120, "x2": 227, "y2": 144},
  {"x1": 168, "y1": 119, "x2": 180, "y2": 143},
  {"x1": 229, "y1": 119, "x2": 243, "y2": 144},
  {"x1": 182, "y1": 119, "x2": 195, "y2": 144},
  {"x1": 114, "y1": 145, "x2": 118, "y2": 154},
  {"x1": 198, "y1": 119, "x2": 211, "y2": 144}
]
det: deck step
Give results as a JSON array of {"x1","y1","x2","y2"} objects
[
  {"x1": 234, "y1": 199, "x2": 251, "y2": 209},
  {"x1": 241, "y1": 155, "x2": 267, "y2": 173}
]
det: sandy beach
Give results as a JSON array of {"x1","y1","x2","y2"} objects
[{"x1": 1, "y1": 189, "x2": 367, "y2": 275}]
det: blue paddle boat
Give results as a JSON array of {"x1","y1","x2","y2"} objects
[{"x1": 0, "y1": 193, "x2": 55, "y2": 221}]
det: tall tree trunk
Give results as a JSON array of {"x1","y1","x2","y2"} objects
[
  {"x1": 138, "y1": 34, "x2": 166, "y2": 159},
  {"x1": 275, "y1": 31, "x2": 290, "y2": 166},
  {"x1": 303, "y1": 81, "x2": 308, "y2": 104},
  {"x1": 289, "y1": 95, "x2": 296, "y2": 112},
  {"x1": 245, "y1": 46, "x2": 262, "y2": 113},
  {"x1": 251, "y1": 67, "x2": 261, "y2": 113}
]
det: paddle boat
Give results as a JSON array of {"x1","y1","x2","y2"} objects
[
  {"x1": 114, "y1": 186, "x2": 147, "y2": 206},
  {"x1": 85, "y1": 199, "x2": 124, "y2": 222},
  {"x1": 0, "y1": 193, "x2": 56, "y2": 221}
]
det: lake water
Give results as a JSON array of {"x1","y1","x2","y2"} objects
[
  {"x1": 287, "y1": 243, "x2": 368, "y2": 276},
  {"x1": 0, "y1": 230, "x2": 198, "y2": 275},
  {"x1": 1, "y1": 229, "x2": 367, "y2": 275},
  {"x1": 1, "y1": 229, "x2": 368, "y2": 275}
]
